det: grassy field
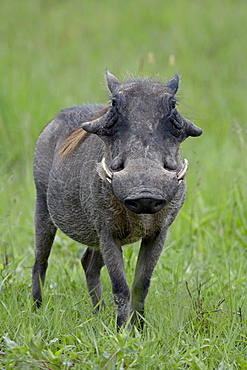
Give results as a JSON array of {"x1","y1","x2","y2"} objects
[{"x1": 1, "y1": 0, "x2": 247, "y2": 368}]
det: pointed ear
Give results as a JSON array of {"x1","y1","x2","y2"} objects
[
  {"x1": 165, "y1": 74, "x2": 179, "y2": 95},
  {"x1": 106, "y1": 70, "x2": 121, "y2": 93}
]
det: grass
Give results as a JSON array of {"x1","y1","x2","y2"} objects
[{"x1": 1, "y1": 0, "x2": 247, "y2": 368}]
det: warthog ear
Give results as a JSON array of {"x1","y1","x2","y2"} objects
[
  {"x1": 106, "y1": 70, "x2": 121, "y2": 93},
  {"x1": 184, "y1": 117, "x2": 203, "y2": 137},
  {"x1": 165, "y1": 74, "x2": 179, "y2": 95}
]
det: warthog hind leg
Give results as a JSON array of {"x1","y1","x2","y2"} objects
[{"x1": 81, "y1": 247, "x2": 105, "y2": 310}]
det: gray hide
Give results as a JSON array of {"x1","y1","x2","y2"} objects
[{"x1": 32, "y1": 71, "x2": 202, "y2": 329}]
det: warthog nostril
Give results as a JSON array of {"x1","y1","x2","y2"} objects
[
  {"x1": 124, "y1": 197, "x2": 166, "y2": 214},
  {"x1": 154, "y1": 200, "x2": 165, "y2": 209},
  {"x1": 125, "y1": 200, "x2": 139, "y2": 209}
]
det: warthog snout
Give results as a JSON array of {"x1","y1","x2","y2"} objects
[
  {"x1": 124, "y1": 194, "x2": 166, "y2": 214},
  {"x1": 109, "y1": 158, "x2": 182, "y2": 215},
  {"x1": 101, "y1": 157, "x2": 190, "y2": 215}
]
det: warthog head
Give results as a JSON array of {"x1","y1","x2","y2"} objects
[{"x1": 82, "y1": 71, "x2": 202, "y2": 214}]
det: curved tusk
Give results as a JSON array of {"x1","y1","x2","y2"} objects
[
  {"x1": 177, "y1": 159, "x2": 189, "y2": 182},
  {"x1": 101, "y1": 157, "x2": 113, "y2": 183}
]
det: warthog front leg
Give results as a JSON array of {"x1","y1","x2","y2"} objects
[
  {"x1": 100, "y1": 236, "x2": 130, "y2": 330},
  {"x1": 32, "y1": 197, "x2": 57, "y2": 307},
  {"x1": 131, "y1": 232, "x2": 167, "y2": 328},
  {"x1": 81, "y1": 247, "x2": 105, "y2": 310}
]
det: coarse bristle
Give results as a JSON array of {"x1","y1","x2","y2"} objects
[
  {"x1": 59, "y1": 127, "x2": 88, "y2": 160},
  {"x1": 59, "y1": 106, "x2": 111, "y2": 160}
]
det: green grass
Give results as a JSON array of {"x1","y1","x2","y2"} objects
[{"x1": 1, "y1": 0, "x2": 247, "y2": 368}]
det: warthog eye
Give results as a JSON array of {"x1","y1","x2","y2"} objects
[
  {"x1": 102, "y1": 105, "x2": 119, "y2": 132},
  {"x1": 111, "y1": 99, "x2": 117, "y2": 107},
  {"x1": 171, "y1": 99, "x2": 177, "y2": 110}
]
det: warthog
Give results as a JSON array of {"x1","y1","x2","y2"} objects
[{"x1": 32, "y1": 71, "x2": 202, "y2": 329}]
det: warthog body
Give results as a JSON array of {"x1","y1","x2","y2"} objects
[{"x1": 32, "y1": 71, "x2": 202, "y2": 328}]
